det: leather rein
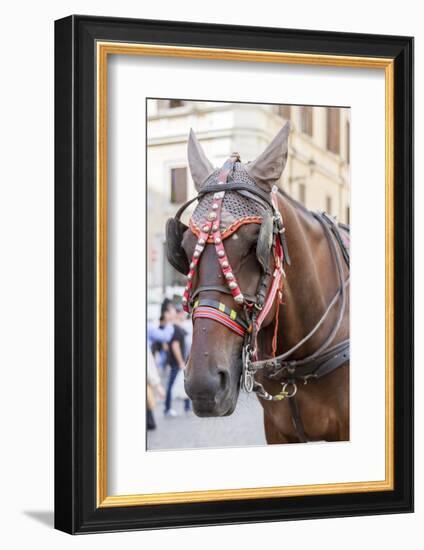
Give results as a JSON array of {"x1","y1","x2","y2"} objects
[{"x1": 177, "y1": 156, "x2": 350, "y2": 432}]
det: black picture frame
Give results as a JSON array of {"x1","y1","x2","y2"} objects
[{"x1": 55, "y1": 15, "x2": 414, "y2": 534}]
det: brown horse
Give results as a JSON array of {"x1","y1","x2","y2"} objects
[{"x1": 172, "y1": 124, "x2": 349, "y2": 444}]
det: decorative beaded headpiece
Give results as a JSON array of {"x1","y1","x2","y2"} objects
[
  {"x1": 189, "y1": 162, "x2": 266, "y2": 242},
  {"x1": 183, "y1": 154, "x2": 261, "y2": 311}
]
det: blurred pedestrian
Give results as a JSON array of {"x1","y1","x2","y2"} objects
[
  {"x1": 146, "y1": 349, "x2": 165, "y2": 430},
  {"x1": 147, "y1": 301, "x2": 175, "y2": 348},
  {"x1": 150, "y1": 314, "x2": 172, "y2": 371},
  {"x1": 174, "y1": 304, "x2": 192, "y2": 413},
  {"x1": 176, "y1": 303, "x2": 192, "y2": 359},
  {"x1": 146, "y1": 300, "x2": 176, "y2": 427},
  {"x1": 163, "y1": 301, "x2": 187, "y2": 417}
]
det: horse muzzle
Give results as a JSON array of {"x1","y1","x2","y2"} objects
[{"x1": 184, "y1": 359, "x2": 240, "y2": 417}]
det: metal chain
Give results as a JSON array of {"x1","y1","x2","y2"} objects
[
  {"x1": 252, "y1": 380, "x2": 298, "y2": 401},
  {"x1": 242, "y1": 346, "x2": 298, "y2": 401}
]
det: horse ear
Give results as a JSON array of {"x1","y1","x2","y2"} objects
[
  {"x1": 246, "y1": 122, "x2": 291, "y2": 193},
  {"x1": 187, "y1": 128, "x2": 214, "y2": 191}
]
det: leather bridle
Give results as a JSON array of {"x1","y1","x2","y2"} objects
[
  {"x1": 175, "y1": 155, "x2": 350, "y2": 440},
  {"x1": 181, "y1": 154, "x2": 288, "y2": 339}
]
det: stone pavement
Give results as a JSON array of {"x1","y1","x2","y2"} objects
[{"x1": 147, "y1": 391, "x2": 266, "y2": 451}]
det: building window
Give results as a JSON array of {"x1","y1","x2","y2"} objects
[
  {"x1": 169, "y1": 99, "x2": 184, "y2": 108},
  {"x1": 298, "y1": 183, "x2": 306, "y2": 205},
  {"x1": 326, "y1": 107, "x2": 341, "y2": 155},
  {"x1": 346, "y1": 120, "x2": 350, "y2": 163},
  {"x1": 278, "y1": 105, "x2": 291, "y2": 120},
  {"x1": 325, "y1": 195, "x2": 332, "y2": 214},
  {"x1": 170, "y1": 167, "x2": 187, "y2": 204},
  {"x1": 300, "y1": 106, "x2": 313, "y2": 136},
  {"x1": 157, "y1": 99, "x2": 185, "y2": 110}
]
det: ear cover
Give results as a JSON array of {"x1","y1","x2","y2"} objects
[
  {"x1": 165, "y1": 218, "x2": 190, "y2": 275},
  {"x1": 187, "y1": 128, "x2": 214, "y2": 191},
  {"x1": 246, "y1": 122, "x2": 291, "y2": 193},
  {"x1": 256, "y1": 210, "x2": 274, "y2": 272}
]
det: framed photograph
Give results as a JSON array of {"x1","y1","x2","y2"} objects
[{"x1": 54, "y1": 15, "x2": 414, "y2": 534}]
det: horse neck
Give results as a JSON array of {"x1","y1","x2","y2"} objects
[{"x1": 270, "y1": 192, "x2": 340, "y2": 356}]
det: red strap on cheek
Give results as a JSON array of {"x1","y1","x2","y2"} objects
[{"x1": 253, "y1": 192, "x2": 285, "y2": 352}]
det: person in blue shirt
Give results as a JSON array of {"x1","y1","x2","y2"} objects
[
  {"x1": 147, "y1": 321, "x2": 174, "y2": 347},
  {"x1": 146, "y1": 301, "x2": 176, "y2": 429}
]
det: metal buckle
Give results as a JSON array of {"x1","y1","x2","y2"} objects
[
  {"x1": 241, "y1": 346, "x2": 256, "y2": 393},
  {"x1": 254, "y1": 381, "x2": 288, "y2": 401},
  {"x1": 273, "y1": 211, "x2": 283, "y2": 225},
  {"x1": 282, "y1": 382, "x2": 298, "y2": 398}
]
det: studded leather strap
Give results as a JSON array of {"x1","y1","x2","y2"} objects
[{"x1": 182, "y1": 156, "x2": 245, "y2": 312}]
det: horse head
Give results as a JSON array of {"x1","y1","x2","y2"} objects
[{"x1": 168, "y1": 123, "x2": 290, "y2": 416}]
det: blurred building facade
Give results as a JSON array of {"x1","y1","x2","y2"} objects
[{"x1": 147, "y1": 100, "x2": 350, "y2": 304}]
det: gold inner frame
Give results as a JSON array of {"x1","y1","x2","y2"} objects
[{"x1": 96, "y1": 42, "x2": 395, "y2": 508}]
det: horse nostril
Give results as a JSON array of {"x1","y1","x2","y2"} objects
[{"x1": 218, "y1": 369, "x2": 229, "y2": 393}]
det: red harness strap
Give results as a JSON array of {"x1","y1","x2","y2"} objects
[
  {"x1": 193, "y1": 306, "x2": 246, "y2": 337},
  {"x1": 254, "y1": 193, "x2": 285, "y2": 331},
  {"x1": 252, "y1": 191, "x2": 285, "y2": 358},
  {"x1": 255, "y1": 238, "x2": 284, "y2": 330}
]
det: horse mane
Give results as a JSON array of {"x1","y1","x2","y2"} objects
[
  {"x1": 277, "y1": 187, "x2": 350, "y2": 233},
  {"x1": 277, "y1": 188, "x2": 313, "y2": 217}
]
